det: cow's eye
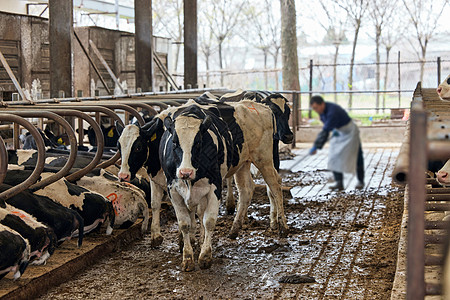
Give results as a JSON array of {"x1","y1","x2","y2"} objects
[
  {"x1": 136, "y1": 146, "x2": 141, "y2": 152},
  {"x1": 447, "y1": 77, "x2": 450, "y2": 84}
]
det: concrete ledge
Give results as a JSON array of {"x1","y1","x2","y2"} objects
[
  {"x1": 296, "y1": 125, "x2": 406, "y2": 143},
  {"x1": 391, "y1": 186, "x2": 408, "y2": 300},
  {"x1": 0, "y1": 221, "x2": 143, "y2": 300}
]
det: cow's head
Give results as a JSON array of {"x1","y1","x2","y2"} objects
[
  {"x1": 437, "y1": 75, "x2": 450, "y2": 101},
  {"x1": 163, "y1": 112, "x2": 213, "y2": 181},
  {"x1": 116, "y1": 118, "x2": 163, "y2": 182},
  {"x1": 262, "y1": 94, "x2": 294, "y2": 144},
  {"x1": 436, "y1": 159, "x2": 450, "y2": 186}
]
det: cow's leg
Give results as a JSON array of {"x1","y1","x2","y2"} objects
[
  {"x1": 229, "y1": 162, "x2": 254, "y2": 239},
  {"x1": 179, "y1": 209, "x2": 198, "y2": 253},
  {"x1": 170, "y1": 191, "x2": 195, "y2": 272},
  {"x1": 198, "y1": 190, "x2": 219, "y2": 269},
  {"x1": 225, "y1": 177, "x2": 236, "y2": 215},
  {"x1": 150, "y1": 180, "x2": 164, "y2": 247},
  {"x1": 256, "y1": 162, "x2": 288, "y2": 237}
]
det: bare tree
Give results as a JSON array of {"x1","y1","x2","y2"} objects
[
  {"x1": 153, "y1": 0, "x2": 183, "y2": 73},
  {"x1": 402, "y1": 0, "x2": 448, "y2": 82},
  {"x1": 381, "y1": 15, "x2": 405, "y2": 107},
  {"x1": 198, "y1": 9, "x2": 216, "y2": 87},
  {"x1": 280, "y1": 0, "x2": 300, "y2": 92},
  {"x1": 333, "y1": 0, "x2": 368, "y2": 108},
  {"x1": 243, "y1": 0, "x2": 281, "y2": 89},
  {"x1": 202, "y1": 0, "x2": 247, "y2": 86},
  {"x1": 368, "y1": 0, "x2": 395, "y2": 112},
  {"x1": 318, "y1": 0, "x2": 348, "y2": 102}
]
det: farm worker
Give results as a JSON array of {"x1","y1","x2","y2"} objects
[{"x1": 308, "y1": 95, "x2": 364, "y2": 191}]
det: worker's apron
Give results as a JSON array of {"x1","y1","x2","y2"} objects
[{"x1": 328, "y1": 120, "x2": 360, "y2": 174}]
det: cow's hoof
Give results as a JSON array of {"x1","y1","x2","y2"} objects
[
  {"x1": 270, "y1": 221, "x2": 278, "y2": 230},
  {"x1": 181, "y1": 258, "x2": 195, "y2": 272},
  {"x1": 199, "y1": 256, "x2": 212, "y2": 269},
  {"x1": 228, "y1": 229, "x2": 239, "y2": 240},
  {"x1": 150, "y1": 235, "x2": 164, "y2": 248},
  {"x1": 279, "y1": 226, "x2": 289, "y2": 238},
  {"x1": 226, "y1": 207, "x2": 235, "y2": 215}
]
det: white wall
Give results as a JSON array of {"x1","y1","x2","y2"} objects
[{"x1": 0, "y1": 0, "x2": 29, "y2": 15}]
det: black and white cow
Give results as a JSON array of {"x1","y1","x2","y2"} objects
[
  {"x1": 116, "y1": 116, "x2": 168, "y2": 247},
  {"x1": 215, "y1": 91, "x2": 294, "y2": 214},
  {"x1": 159, "y1": 101, "x2": 286, "y2": 270},
  {"x1": 117, "y1": 99, "x2": 286, "y2": 270},
  {"x1": 437, "y1": 74, "x2": 450, "y2": 101},
  {"x1": 0, "y1": 223, "x2": 30, "y2": 280},
  {"x1": 4, "y1": 169, "x2": 114, "y2": 237},
  {"x1": 0, "y1": 205, "x2": 57, "y2": 265},
  {"x1": 84, "y1": 124, "x2": 120, "y2": 148},
  {"x1": 1, "y1": 184, "x2": 84, "y2": 246}
]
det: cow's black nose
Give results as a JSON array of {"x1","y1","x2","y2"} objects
[{"x1": 283, "y1": 133, "x2": 294, "y2": 144}]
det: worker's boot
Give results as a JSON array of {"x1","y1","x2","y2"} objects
[
  {"x1": 356, "y1": 165, "x2": 365, "y2": 190},
  {"x1": 355, "y1": 181, "x2": 365, "y2": 190},
  {"x1": 329, "y1": 180, "x2": 344, "y2": 191}
]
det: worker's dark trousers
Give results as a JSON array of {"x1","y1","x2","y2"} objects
[{"x1": 333, "y1": 144, "x2": 364, "y2": 183}]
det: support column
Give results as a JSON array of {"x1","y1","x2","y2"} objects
[
  {"x1": 135, "y1": 0, "x2": 153, "y2": 92},
  {"x1": 49, "y1": 0, "x2": 73, "y2": 98},
  {"x1": 184, "y1": 0, "x2": 197, "y2": 89}
]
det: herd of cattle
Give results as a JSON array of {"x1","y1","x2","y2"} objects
[
  {"x1": 1, "y1": 74, "x2": 450, "y2": 286},
  {"x1": 0, "y1": 90, "x2": 294, "y2": 280}
]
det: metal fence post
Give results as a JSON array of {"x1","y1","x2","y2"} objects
[
  {"x1": 407, "y1": 100, "x2": 426, "y2": 300},
  {"x1": 437, "y1": 57, "x2": 441, "y2": 86},
  {"x1": 398, "y1": 51, "x2": 401, "y2": 108},
  {"x1": 308, "y1": 59, "x2": 313, "y2": 119},
  {"x1": 292, "y1": 92, "x2": 298, "y2": 149}
]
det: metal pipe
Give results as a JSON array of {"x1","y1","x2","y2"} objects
[
  {"x1": 24, "y1": 106, "x2": 123, "y2": 171},
  {"x1": 0, "y1": 136, "x2": 7, "y2": 184},
  {"x1": 40, "y1": 109, "x2": 105, "y2": 182},
  {"x1": 3, "y1": 88, "x2": 232, "y2": 105},
  {"x1": 406, "y1": 104, "x2": 427, "y2": 300},
  {"x1": 6, "y1": 110, "x2": 78, "y2": 191},
  {"x1": 392, "y1": 121, "x2": 410, "y2": 185},
  {"x1": 292, "y1": 92, "x2": 298, "y2": 149},
  {"x1": 124, "y1": 102, "x2": 158, "y2": 117},
  {"x1": 11, "y1": 107, "x2": 109, "y2": 181},
  {"x1": 54, "y1": 103, "x2": 145, "y2": 126},
  {"x1": 0, "y1": 114, "x2": 45, "y2": 202}
]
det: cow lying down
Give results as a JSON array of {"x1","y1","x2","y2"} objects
[
  {"x1": 74, "y1": 168, "x2": 149, "y2": 232},
  {"x1": 0, "y1": 184, "x2": 83, "y2": 247},
  {"x1": 0, "y1": 223, "x2": 30, "y2": 280},
  {"x1": 4, "y1": 169, "x2": 114, "y2": 236},
  {"x1": 0, "y1": 205, "x2": 57, "y2": 265},
  {"x1": 18, "y1": 165, "x2": 149, "y2": 233}
]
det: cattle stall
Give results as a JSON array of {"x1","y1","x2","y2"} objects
[
  {"x1": 391, "y1": 82, "x2": 450, "y2": 299},
  {"x1": 0, "y1": 11, "x2": 170, "y2": 101},
  {"x1": 0, "y1": 89, "x2": 232, "y2": 298},
  {"x1": 0, "y1": 89, "x2": 403, "y2": 299}
]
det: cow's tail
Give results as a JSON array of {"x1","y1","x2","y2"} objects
[{"x1": 74, "y1": 211, "x2": 84, "y2": 247}]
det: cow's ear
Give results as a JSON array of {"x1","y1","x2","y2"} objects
[
  {"x1": 164, "y1": 116, "x2": 173, "y2": 134},
  {"x1": 200, "y1": 115, "x2": 212, "y2": 135},
  {"x1": 143, "y1": 118, "x2": 163, "y2": 141},
  {"x1": 115, "y1": 121, "x2": 124, "y2": 135}
]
